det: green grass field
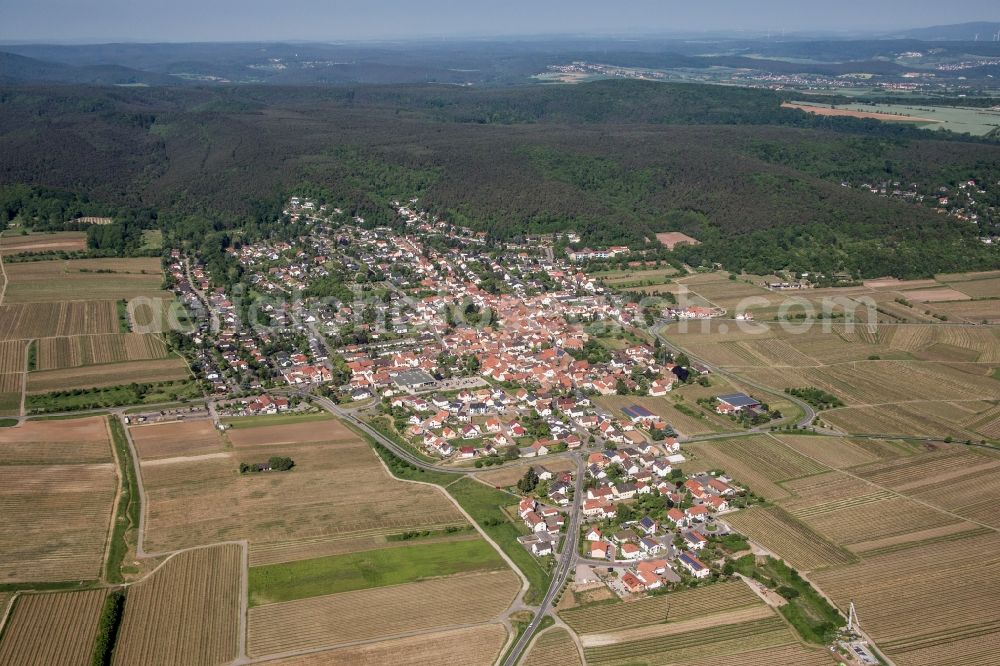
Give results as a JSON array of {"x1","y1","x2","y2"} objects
[
  {"x1": 447, "y1": 477, "x2": 551, "y2": 605},
  {"x1": 248, "y1": 538, "x2": 505, "y2": 606},
  {"x1": 221, "y1": 410, "x2": 334, "y2": 429}
]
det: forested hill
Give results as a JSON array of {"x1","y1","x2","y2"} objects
[{"x1": 0, "y1": 80, "x2": 998, "y2": 278}]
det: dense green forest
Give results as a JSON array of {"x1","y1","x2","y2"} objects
[{"x1": 0, "y1": 80, "x2": 997, "y2": 278}]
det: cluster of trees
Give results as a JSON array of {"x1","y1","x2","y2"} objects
[
  {"x1": 239, "y1": 456, "x2": 295, "y2": 474},
  {"x1": 785, "y1": 387, "x2": 844, "y2": 410}
]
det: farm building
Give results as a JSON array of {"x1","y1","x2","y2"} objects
[{"x1": 715, "y1": 393, "x2": 761, "y2": 415}]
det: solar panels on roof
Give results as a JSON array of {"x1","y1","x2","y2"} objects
[
  {"x1": 622, "y1": 405, "x2": 656, "y2": 419},
  {"x1": 717, "y1": 393, "x2": 759, "y2": 408}
]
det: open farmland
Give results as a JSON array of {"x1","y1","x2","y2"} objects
[
  {"x1": 685, "y1": 435, "x2": 827, "y2": 500},
  {"x1": 810, "y1": 531, "x2": 1000, "y2": 666},
  {"x1": 0, "y1": 415, "x2": 111, "y2": 463},
  {"x1": 129, "y1": 419, "x2": 224, "y2": 460},
  {"x1": 524, "y1": 628, "x2": 582, "y2": 666},
  {"x1": 0, "y1": 301, "x2": 118, "y2": 340},
  {"x1": 2, "y1": 259, "x2": 169, "y2": 303},
  {"x1": 247, "y1": 570, "x2": 519, "y2": 657},
  {"x1": 224, "y1": 417, "x2": 348, "y2": 447},
  {"x1": 258, "y1": 624, "x2": 508, "y2": 666},
  {"x1": 0, "y1": 416, "x2": 116, "y2": 582},
  {"x1": 113, "y1": 544, "x2": 241, "y2": 666},
  {"x1": 851, "y1": 449, "x2": 1000, "y2": 528},
  {"x1": 27, "y1": 357, "x2": 190, "y2": 393},
  {"x1": 0, "y1": 340, "x2": 27, "y2": 374},
  {"x1": 140, "y1": 427, "x2": 466, "y2": 555},
  {"x1": 36, "y1": 333, "x2": 168, "y2": 370},
  {"x1": 724, "y1": 506, "x2": 855, "y2": 570},
  {"x1": 0, "y1": 589, "x2": 107, "y2": 666},
  {"x1": 773, "y1": 435, "x2": 913, "y2": 469},
  {"x1": 0, "y1": 231, "x2": 87, "y2": 256},
  {"x1": 951, "y1": 276, "x2": 1000, "y2": 300}
]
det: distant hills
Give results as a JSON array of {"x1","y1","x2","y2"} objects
[
  {"x1": 893, "y1": 21, "x2": 1000, "y2": 41},
  {"x1": 0, "y1": 51, "x2": 183, "y2": 86}
]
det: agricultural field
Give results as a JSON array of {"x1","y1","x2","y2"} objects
[
  {"x1": 561, "y1": 581, "x2": 829, "y2": 666},
  {"x1": 0, "y1": 589, "x2": 108, "y2": 666},
  {"x1": 811, "y1": 531, "x2": 1000, "y2": 666},
  {"x1": 0, "y1": 301, "x2": 118, "y2": 340},
  {"x1": 246, "y1": 570, "x2": 519, "y2": 657},
  {"x1": 851, "y1": 449, "x2": 1000, "y2": 529},
  {"x1": 724, "y1": 506, "x2": 855, "y2": 571},
  {"x1": 258, "y1": 624, "x2": 508, "y2": 666},
  {"x1": 0, "y1": 230, "x2": 87, "y2": 256},
  {"x1": 248, "y1": 539, "x2": 503, "y2": 605},
  {"x1": 129, "y1": 419, "x2": 225, "y2": 460},
  {"x1": 35, "y1": 333, "x2": 168, "y2": 370},
  {"x1": 523, "y1": 628, "x2": 582, "y2": 666},
  {"x1": 26, "y1": 357, "x2": 190, "y2": 393},
  {"x1": 0, "y1": 416, "x2": 116, "y2": 582},
  {"x1": 224, "y1": 417, "x2": 347, "y2": 447},
  {"x1": 684, "y1": 435, "x2": 827, "y2": 500},
  {"x1": 139, "y1": 422, "x2": 465, "y2": 555},
  {"x1": 950, "y1": 276, "x2": 1000, "y2": 300},
  {"x1": 2, "y1": 259, "x2": 169, "y2": 303},
  {"x1": 773, "y1": 434, "x2": 916, "y2": 469},
  {"x1": 0, "y1": 340, "x2": 27, "y2": 374},
  {"x1": 113, "y1": 544, "x2": 241, "y2": 666},
  {"x1": 662, "y1": 321, "x2": 1000, "y2": 439},
  {"x1": 0, "y1": 415, "x2": 111, "y2": 463}
]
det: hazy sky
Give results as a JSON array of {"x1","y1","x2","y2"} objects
[{"x1": 1, "y1": 0, "x2": 997, "y2": 43}]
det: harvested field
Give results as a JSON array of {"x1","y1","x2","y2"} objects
[
  {"x1": 261, "y1": 624, "x2": 508, "y2": 666},
  {"x1": 475, "y1": 457, "x2": 576, "y2": 487},
  {"x1": 524, "y1": 628, "x2": 582, "y2": 666},
  {"x1": 141, "y1": 436, "x2": 465, "y2": 553},
  {"x1": 655, "y1": 231, "x2": 700, "y2": 249},
  {"x1": 0, "y1": 589, "x2": 107, "y2": 666},
  {"x1": 772, "y1": 435, "x2": 884, "y2": 468},
  {"x1": 811, "y1": 531, "x2": 1000, "y2": 665},
  {"x1": 0, "y1": 301, "x2": 118, "y2": 340},
  {"x1": 3, "y1": 259, "x2": 168, "y2": 303},
  {"x1": 724, "y1": 506, "x2": 855, "y2": 571},
  {"x1": 129, "y1": 419, "x2": 224, "y2": 460},
  {"x1": 0, "y1": 231, "x2": 87, "y2": 256},
  {"x1": 951, "y1": 276, "x2": 1000, "y2": 300},
  {"x1": 853, "y1": 449, "x2": 1000, "y2": 528},
  {"x1": 926, "y1": 299, "x2": 1000, "y2": 323},
  {"x1": 0, "y1": 340, "x2": 27, "y2": 374},
  {"x1": 36, "y1": 333, "x2": 168, "y2": 370},
  {"x1": 0, "y1": 415, "x2": 110, "y2": 464},
  {"x1": 247, "y1": 570, "x2": 519, "y2": 657},
  {"x1": 900, "y1": 288, "x2": 970, "y2": 302},
  {"x1": 0, "y1": 416, "x2": 116, "y2": 583},
  {"x1": 780, "y1": 471, "x2": 961, "y2": 548},
  {"x1": 225, "y1": 418, "x2": 352, "y2": 448},
  {"x1": 113, "y1": 544, "x2": 241, "y2": 666},
  {"x1": 783, "y1": 102, "x2": 937, "y2": 123},
  {"x1": 27, "y1": 357, "x2": 190, "y2": 393},
  {"x1": 560, "y1": 580, "x2": 759, "y2": 634},
  {"x1": 581, "y1": 605, "x2": 773, "y2": 647},
  {"x1": 583, "y1": 615, "x2": 798, "y2": 666}
]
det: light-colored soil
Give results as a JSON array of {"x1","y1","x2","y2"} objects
[
  {"x1": 129, "y1": 419, "x2": 224, "y2": 460},
  {"x1": 655, "y1": 232, "x2": 701, "y2": 249},
  {"x1": 901, "y1": 288, "x2": 971, "y2": 302},
  {"x1": 783, "y1": 102, "x2": 937, "y2": 123},
  {"x1": 226, "y1": 419, "x2": 356, "y2": 448},
  {"x1": 581, "y1": 605, "x2": 774, "y2": 647},
  {"x1": 261, "y1": 624, "x2": 508, "y2": 665},
  {"x1": 247, "y1": 570, "x2": 520, "y2": 657}
]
